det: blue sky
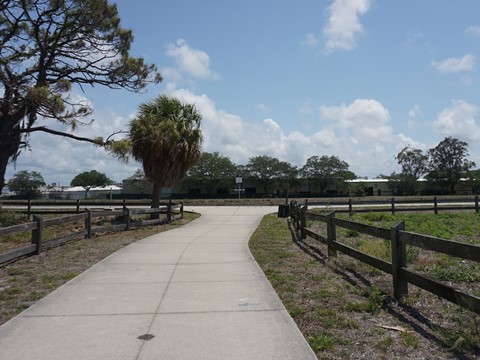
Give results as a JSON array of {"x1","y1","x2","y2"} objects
[{"x1": 6, "y1": 0, "x2": 480, "y2": 186}]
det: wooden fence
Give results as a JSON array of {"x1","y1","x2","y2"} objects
[
  {"x1": 306, "y1": 195, "x2": 480, "y2": 215},
  {"x1": 290, "y1": 201, "x2": 480, "y2": 315},
  {"x1": 0, "y1": 199, "x2": 154, "y2": 219},
  {"x1": 0, "y1": 202, "x2": 183, "y2": 266}
]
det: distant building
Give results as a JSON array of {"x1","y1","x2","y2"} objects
[
  {"x1": 62, "y1": 185, "x2": 123, "y2": 200},
  {"x1": 346, "y1": 179, "x2": 392, "y2": 196},
  {"x1": 40, "y1": 186, "x2": 66, "y2": 199},
  {"x1": 1, "y1": 186, "x2": 13, "y2": 198}
]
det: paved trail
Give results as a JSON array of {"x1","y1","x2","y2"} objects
[{"x1": 0, "y1": 206, "x2": 316, "y2": 360}]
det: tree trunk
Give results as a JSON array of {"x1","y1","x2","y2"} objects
[
  {"x1": 0, "y1": 124, "x2": 21, "y2": 196},
  {"x1": 0, "y1": 150, "x2": 8, "y2": 196},
  {"x1": 449, "y1": 182, "x2": 456, "y2": 195},
  {"x1": 151, "y1": 182, "x2": 161, "y2": 220}
]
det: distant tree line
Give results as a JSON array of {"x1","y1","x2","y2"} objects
[
  {"x1": 121, "y1": 152, "x2": 356, "y2": 197},
  {"x1": 6, "y1": 136, "x2": 479, "y2": 199},
  {"x1": 181, "y1": 153, "x2": 356, "y2": 196},
  {"x1": 384, "y1": 137, "x2": 478, "y2": 195},
  {"x1": 181, "y1": 136, "x2": 478, "y2": 196}
]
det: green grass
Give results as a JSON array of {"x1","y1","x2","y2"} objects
[
  {"x1": 343, "y1": 287, "x2": 385, "y2": 314},
  {"x1": 312, "y1": 211, "x2": 480, "y2": 284},
  {"x1": 343, "y1": 212, "x2": 480, "y2": 244},
  {"x1": 0, "y1": 211, "x2": 25, "y2": 227},
  {"x1": 315, "y1": 308, "x2": 359, "y2": 329},
  {"x1": 308, "y1": 332, "x2": 336, "y2": 352},
  {"x1": 377, "y1": 335, "x2": 394, "y2": 352},
  {"x1": 401, "y1": 331, "x2": 420, "y2": 349},
  {"x1": 249, "y1": 212, "x2": 480, "y2": 358},
  {"x1": 41, "y1": 272, "x2": 79, "y2": 289}
]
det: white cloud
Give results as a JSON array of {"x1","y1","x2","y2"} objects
[
  {"x1": 432, "y1": 99, "x2": 480, "y2": 141},
  {"x1": 160, "y1": 67, "x2": 183, "y2": 83},
  {"x1": 396, "y1": 134, "x2": 427, "y2": 152},
  {"x1": 405, "y1": 30, "x2": 423, "y2": 48},
  {"x1": 256, "y1": 103, "x2": 269, "y2": 112},
  {"x1": 302, "y1": 33, "x2": 320, "y2": 48},
  {"x1": 5, "y1": 106, "x2": 139, "y2": 186},
  {"x1": 6, "y1": 90, "x2": 428, "y2": 185},
  {"x1": 407, "y1": 105, "x2": 422, "y2": 129},
  {"x1": 323, "y1": 0, "x2": 372, "y2": 53},
  {"x1": 299, "y1": 99, "x2": 314, "y2": 115},
  {"x1": 168, "y1": 90, "x2": 399, "y2": 177},
  {"x1": 465, "y1": 25, "x2": 480, "y2": 38},
  {"x1": 165, "y1": 39, "x2": 218, "y2": 79},
  {"x1": 165, "y1": 81, "x2": 178, "y2": 93},
  {"x1": 461, "y1": 75, "x2": 474, "y2": 86},
  {"x1": 431, "y1": 54, "x2": 475, "y2": 73},
  {"x1": 408, "y1": 105, "x2": 422, "y2": 119},
  {"x1": 319, "y1": 99, "x2": 392, "y2": 141}
]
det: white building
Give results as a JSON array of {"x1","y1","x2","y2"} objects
[{"x1": 62, "y1": 185, "x2": 122, "y2": 200}]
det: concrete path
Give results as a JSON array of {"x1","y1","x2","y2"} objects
[{"x1": 0, "y1": 206, "x2": 316, "y2": 360}]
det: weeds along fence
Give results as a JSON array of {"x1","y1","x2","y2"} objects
[
  {"x1": 0, "y1": 202, "x2": 183, "y2": 266},
  {"x1": 290, "y1": 201, "x2": 480, "y2": 315}
]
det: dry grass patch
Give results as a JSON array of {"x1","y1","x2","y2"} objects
[
  {"x1": 0, "y1": 212, "x2": 199, "y2": 325},
  {"x1": 249, "y1": 214, "x2": 480, "y2": 359}
]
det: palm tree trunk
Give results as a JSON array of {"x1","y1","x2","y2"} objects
[{"x1": 151, "y1": 182, "x2": 161, "y2": 219}]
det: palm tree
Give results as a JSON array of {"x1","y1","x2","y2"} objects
[{"x1": 129, "y1": 95, "x2": 203, "y2": 208}]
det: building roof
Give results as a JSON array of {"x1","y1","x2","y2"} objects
[
  {"x1": 346, "y1": 179, "x2": 389, "y2": 183},
  {"x1": 64, "y1": 185, "x2": 122, "y2": 192}
]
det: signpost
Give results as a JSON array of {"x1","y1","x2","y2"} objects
[{"x1": 235, "y1": 176, "x2": 243, "y2": 200}]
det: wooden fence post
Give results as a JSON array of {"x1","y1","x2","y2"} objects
[
  {"x1": 391, "y1": 197, "x2": 395, "y2": 216},
  {"x1": 180, "y1": 202, "x2": 184, "y2": 219},
  {"x1": 293, "y1": 201, "x2": 297, "y2": 222},
  {"x1": 300, "y1": 207, "x2": 306, "y2": 240},
  {"x1": 291, "y1": 202, "x2": 297, "y2": 229},
  {"x1": 290, "y1": 202, "x2": 294, "y2": 223},
  {"x1": 296, "y1": 203, "x2": 301, "y2": 231},
  {"x1": 85, "y1": 208, "x2": 92, "y2": 239},
  {"x1": 27, "y1": 199, "x2": 32, "y2": 220},
  {"x1": 76, "y1": 199, "x2": 80, "y2": 214},
  {"x1": 123, "y1": 206, "x2": 131, "y2": 230},
  {"x1": 123, "y1": 206, "x2": 132, "y2": 230},
  {"x1": 326, "y1": 211, "x2": 337, "y2": 257},
  {"x1": 31, "y1": 215, "x2": 43, "y2": 255},
  {"x1": 391, "y1": 221, "x2": 407, "y2": 300},
  {"x1": 167, "y1": 199, "x2": 172, "y2": 223},
  {"x1": 348, "y1": 198, "x2": 353, "y2": 217},
  {"x1": 434, "y1": 196, "x2": 438, "y2": 215},
  {"x1": 475, "y1": 195, "x2": 479, "y2": 214}
]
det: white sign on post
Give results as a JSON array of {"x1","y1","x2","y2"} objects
[{"x1": 235, "y1": 177, "x2": 242, "y2": 199}]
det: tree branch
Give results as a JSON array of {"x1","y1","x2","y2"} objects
[
  {"x1": 105, "y1": 130, "x2": 128, "y2": 142},
  {"x1": 19, "y1": 126, "x2": 102, "y2": 145}
]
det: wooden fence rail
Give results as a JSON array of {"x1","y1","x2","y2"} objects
[
  {"x1": 0, "y1": 203, "x2": 183, "y2": 266},
  {"x1": 0, "y1": 199, "x2": 155, "y2": 219},
  {"x1": 305, "y1": 195, "x2": 480, "y2": 216},
  {"x1": 290, "y1": 201, "x2": 480, "y2": 315}
]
